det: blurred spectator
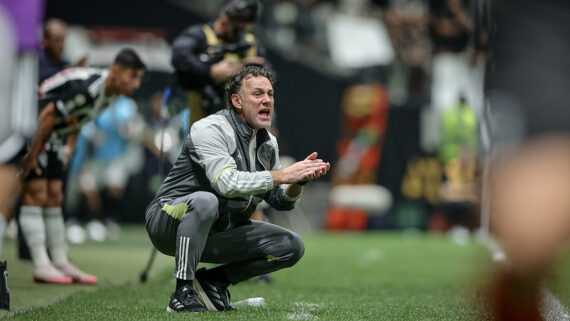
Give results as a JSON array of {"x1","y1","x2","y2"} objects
[
  {"x1": 383, "y1": 0, "x2": 431, "y2": 104},
  {"x1": 171, "y1": 0, "x2": 267, "y2": 124},
  {"x1": 39, "y1": 18, "x2": 69, "y2": 84},
  {"x1": 437, "y1": 95, "x2": 478, "y2": 227},
  {"x1": 384, "y1": 0, "x2": 431, "y2": 67},
  {"x1": 425, "y1": 0, "x2": 484, "y2": 152},
  {"x1": 438, "y1": 95, "x2": 477, "y2": 163},
  {"x1": 39, "y1": 18, "x2": 88, "y2": 84},
  {"x1": 429, "y1": 0, "x2": 471, "y2": 54}
]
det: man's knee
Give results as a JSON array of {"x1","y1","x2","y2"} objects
[
  {"x1": 282, "y1": 231, "x2": 305, "y2": 267},
  {"x1": 190, "y1": 191, "x2": 219, "y2": 221},
  {"x1": 45, "y1": 189, "x2": 63, "y2": 207},
  {"x1": 22, "y1": 182, "x2": 48, "y2": 206}
]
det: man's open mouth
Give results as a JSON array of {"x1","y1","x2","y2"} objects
[{"x1": 259, "y1": 109, "x2": 271, "y2": 118}]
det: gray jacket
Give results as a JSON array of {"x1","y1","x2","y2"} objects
[{"x1": 151, "y1": 109, "x2": 299, "y2": 231}]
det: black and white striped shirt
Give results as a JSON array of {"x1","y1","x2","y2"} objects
[{"x1": 39, "y1": 67, "x2": 117, "y2": 144}]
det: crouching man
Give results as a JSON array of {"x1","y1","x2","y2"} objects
[{"x1": 145, "y1": 65, "x2": 330, "y2": 312}]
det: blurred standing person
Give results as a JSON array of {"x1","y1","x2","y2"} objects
[
  {"x1": 481, "y1": 0, "x2": 570, "y2": 320},
  {"x1": 171, "y1": 0, "x2": 267, "y2": 125},
  {"x1": 17, "y1": 18, "x2": 72, "y2": 261},
  {"x1": 426, "y1": 0, "x2": 485, "y2": 152},
  {"x1": 39, "y1": 18, "x2": 69, "y2": 84},
  {"x1": 39, "y1": 18, "x2": 88, "y2": 84},
  {"x1": 18, "y1": 48, "x2": 145, "y2": 284}
]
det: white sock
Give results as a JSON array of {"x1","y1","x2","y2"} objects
[
  {"x1": 0, "y1": 213, "x2": 6, "y2": 259},
  {"x1": 44, "y1": 207, "x2": 68, "y2": 266},
  {"x1": 19, "y1": 206, "x2": 50, "y2": 267}
]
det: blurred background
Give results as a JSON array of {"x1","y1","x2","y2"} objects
[
  {"x1": 5, "y1": 0, "x2": 488, "y2": 242},
  {"x1": 31, "y1": 0, "x2": 487, "y2": 241},
  {"x1": 3, "y1": 1, "x2": 570, "y2": 319}
]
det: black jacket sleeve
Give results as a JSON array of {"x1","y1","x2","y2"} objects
[
  {"x1": 263, "y1": 186, "x2": 298, "y2": 211},
  {"x1": 171, "y1": 25, "x2": 213, "y2": 89}
]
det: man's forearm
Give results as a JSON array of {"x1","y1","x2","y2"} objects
[
  {"x1": 214, "y1": 169, "x2": 274, "y2": 198},
  {"x1": 28, "y1": 103, "x2": 56, "y2": 156},
  {"x1": 64, "y1": 132, "x2": 79, "y2": 163}
]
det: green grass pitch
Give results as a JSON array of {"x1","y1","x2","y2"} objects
[{"x1": 1, "y1": 226, "x2": 568, "y2": 320}]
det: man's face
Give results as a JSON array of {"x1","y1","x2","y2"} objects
[
  {"x1": 43, "y1": 24, "x2": 66, "y2": 60},
  {"x1": 112, "y1": 65, "x2": 144, "y2": 96},
  {"x1": 233, "y1": 76, "x2": 274, "y2": 129},
  {"x1": 220, "y1": 15, "x2": 253, "y2": 42}
]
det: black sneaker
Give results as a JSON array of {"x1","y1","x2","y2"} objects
[
  {"x1": 0, "y1": 261, "x2": 9, "y2": 310},
  {"x1": 166, "y1": 286, "x2": 207, "y2": 313},
  {"x1": 194, "y1": 267, "x2": 232, "y2": 311}
]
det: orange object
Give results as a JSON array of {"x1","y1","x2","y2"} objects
[{"x1": 324, "y1": 206, "x2": 368, "y2": 231}]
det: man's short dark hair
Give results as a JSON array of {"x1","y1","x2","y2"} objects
[
  {"x1": 113, "y1": 48, "x2": 146, "y2": 70},
  {"x1": 227, "y1": 65, "x2": 274, "y2": 109},
  {"x1": 222, "y1": 0, "x2": 259, "y2": 22}
]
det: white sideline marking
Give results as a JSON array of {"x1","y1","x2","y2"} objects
[
  {"x1": 540, "y1": 289, "x2": 570, "y2": 321},
  {"x1": 287, "y1": 302, "x2": 322, "y2": 320},
  {"x1": 357, "y1": 248, "x2": 384, "y2": 267},
  {"x1": 480, "y1": 235, "x2": 570, "y2": 320}
]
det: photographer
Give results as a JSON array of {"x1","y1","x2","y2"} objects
[{"x1": 171, "y1": 0, "x2": 267, "y2": 124}]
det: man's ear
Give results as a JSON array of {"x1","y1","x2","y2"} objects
[
  {"x1": 219, "y1": 14, "x2": 230, "y2": 26},
  {"x1": 231, "y1": 93, "x2": 242, "y2": 111},
  {"x1": 109, "y1": 64, "x2": 120, "y2": 79}
]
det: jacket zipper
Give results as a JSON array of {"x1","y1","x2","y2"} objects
[
  {"x1": 240, "y1": 195, "x2": 253, "y2": 213},
  {"x1": 257, "y1": 141, "x2": 272, "y2": 170}
]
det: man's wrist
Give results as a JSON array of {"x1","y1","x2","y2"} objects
[
  {"x1": 270, "y1": 170, "x2": 284, "y2": 187},
  {"x1": 26, "y1": 149, "x2": 38, "y2": 159},
  {"x1": 284, "y1": 183, "x2": 303, "y2": 200}
]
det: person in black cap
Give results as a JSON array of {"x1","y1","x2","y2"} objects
[{"x1": 171, "y1": 0, "x2": 268, "y2": 125}]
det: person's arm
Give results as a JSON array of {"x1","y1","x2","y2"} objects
[
  {"x1": 171, "y1": 26, "x2": 215, "y2": 87},
  {"x1": 191, "y1": 120, "x2": 274, "y2": 197},
  {"x1": 21, "y1": 102, "x2": 57, "y2": 177},
  {"x1": 191, "y1": 120, "x2": 328, "y2": 198},
  {"x1": 242, "y1": 38, "x2": 268, "y2": 68},
  {"x1": 63, "y1": 131, "x2": 79, "y2": 169},
  {"x1": 172, "y1": 26, "x2": 246, "y2": 85}
]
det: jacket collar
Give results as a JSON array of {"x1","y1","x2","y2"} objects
[{"x1": 227, "y1": 108, "x2": 267, "y2": 141}]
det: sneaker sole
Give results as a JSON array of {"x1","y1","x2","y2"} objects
[
  {"x1": 165, "y1": 306, "x2": 206, "y2": 313},
  {"x1": 33, "y1": 276, "x2": 73, "y2": 284},
  {"x1": 193, "y1": 279, "x2": 218, "y2": 311},
  {"x1": 72, "y1": 277, "x2": 97, "y2": 285}
]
